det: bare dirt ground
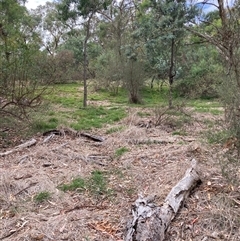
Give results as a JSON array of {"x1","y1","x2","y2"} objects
[{"x1": 1, "y1": 108, "x2": 240, "y2": 241}]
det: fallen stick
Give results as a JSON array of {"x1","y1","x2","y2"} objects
[
  {"x1": 43, "y1": 133, "x2": 55, "y2": 143},
  {"x1": 0, "y1": 220, "x2": 29, "y2": 240},
  {"x1": 0, "y1": 138, "x2": 37, "y2": 157},
  {"x1": 125, "y1": 159, "x2": 201, "y2": 241},
  {"x1": 80, "y1": 132, "x2": 104, "y2": 142}
]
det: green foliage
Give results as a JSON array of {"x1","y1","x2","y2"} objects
[
  {"x1": 93, "y1": 50, "x2": 123, "y2": 95},
  {"x1": 115, "y1": 147, "x2": 129, "y2": 157},
  {"x1": 175, "y1": 45, "x2": 222, "y2": 99},
  {"x1": 0, "y1": 0, "x2": 64, "y2": 123},
  {"x1": 34, "y1": 191, "x2": 51, "y2": 203},
  {"x1": 58, "y1": 0, "x2": 111, "y2": 19},
  {"x1": 135, "y1": 0, "x2": 197, "y2": 73}
]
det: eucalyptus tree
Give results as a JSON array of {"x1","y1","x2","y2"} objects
[
  {"x1": 134, "y1": 0, "x2": 197, "y2": 107},
  {"x1": 31, "y1": 2, "x2": 68, "y2": 55},
  {"x1": 57, "y1": 0, "x2": 111, "y2": 107},
  {"x1": 95, "y1": 0, "x2": 147, "y2": 103},
  {"x1": 94, "y1": 0, "x2": 132, "y2": 93},
  {"x1": 0, "y1": 0, "x2": 47, "y2": 120},
  {"x1": 188, "y1": 0, "x2": 240, "y2": 147}
]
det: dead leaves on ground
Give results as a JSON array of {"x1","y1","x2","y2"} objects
[{"x1": 88, "y1": 220, "x2": 122, "y2": 240}]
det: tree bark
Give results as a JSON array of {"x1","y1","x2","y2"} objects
[
  {"x1": 125, "y1": 159, "x2": 201, "y2": 241},
  {"x1": 168, "y1": 38, "x2": 176, "y2": 109}
]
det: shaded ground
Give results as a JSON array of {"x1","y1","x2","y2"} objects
[{"x1": 1, "y1": 107, "x2": 240, "y2": 241}]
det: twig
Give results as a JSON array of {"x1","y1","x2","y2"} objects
[
  {"x1": 43, "y1": 134, "x2": 55, "y2": 143},
  {"x1": 0, "y1": 221, "x2": 29, "y2": 240},
  {"x1": 63, "y1": 204, "x2": 107, "y2": 213},
  {"x1": 14, "y1": 182, "x2": 38, "y2": 196}
]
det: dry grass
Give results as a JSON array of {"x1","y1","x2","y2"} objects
[{"x1": 0, "y1": 109, "x2": 240, "y2": 240}]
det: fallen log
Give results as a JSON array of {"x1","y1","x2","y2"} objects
[
  {"x1": 125, "y1": 159, "x2": 201, "y2": 241},
  {"x1": 0, "y1": 138, "x2": 37, "y2": 157}
]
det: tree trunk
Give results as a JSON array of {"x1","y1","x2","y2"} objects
[
  {"x1": 82, "y1": 13, "x2": 93, "y2": 108},
  {"x1": 125, "y1": 159, "x2": 201, "y2": 241},
  {"x1": 83, "y1": 38, "x2": 88, "y2": 108},
  {"x1": 168, "y1": 38, "x2": 175, "y2": 108}
]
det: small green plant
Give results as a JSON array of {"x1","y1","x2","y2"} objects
[
  {"x1": 58, "y1": 178, "x2": 85, "y2": 192},
  {"x1": 87, "y1": 170, "x2": 108, "y2": 196},
  {"x1": 34, "y1": 191, "x2": 51, "y2": 203},
  {"x1": 115, "y1": 147, "x2": 129, "y2": 157}
]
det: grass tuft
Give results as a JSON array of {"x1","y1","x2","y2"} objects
[
  {"x1": 34, "y1": 191, "x2": 51, "y2": 203},
  {"x1": 115, "y1": 147, "x2": 129, "y2": 157},
  {"x1": 58, "y1": 170, "x2": 113, "y2": 198},
  {"x1": 58, "y1": 178, "x2": 85, "y2": 192}
]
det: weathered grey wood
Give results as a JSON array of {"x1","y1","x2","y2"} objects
[
  {"x1": 125, "y1": 159, "x2": 201, "y2": 241},
  {"x1": 0, "y1": 138, "x2": 37, "y2": 157},
  {"x1": 43, "y1": 133, "x2": 55, "y2": 143},
  {"x1": 80, "y1": 132, "x2": 105, "y2": 142}
]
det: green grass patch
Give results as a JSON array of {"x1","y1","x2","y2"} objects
[
  {"x1": 34, "y1": 191, "x2": 51, "y2": 203},
  {"x1": 187, "y1": 99, "x2": 222, "y2": 108},
  {"x1": 195, "y1": 107, "x2": 223, "y2": 115},
  {"x1": 206, "y1": 129, "x2": 230, "y2": 144},
  {"x1": 59, "y1": 178, "x2": 85, "y2": 192},
  {"x1": 140, "y1": 87, "x2": 167, "y2": 106},
  {"x1": 90, "y1": 87, "x2": 128, "y2": 104},
  {"x1": 115, "y1": 147, "x2": 129, "y2": 157},
  {"x1": 31, "y1": 119, "x2": 58, "y2": 132},
  {"x1": 39, "y1": 83, "x2": 222, "y2": 134},
  {"x1": 87, "y1": 170, "x2": 108, "y2": 196},
  {"x1": 58, "y1": 170, "x2": 113, "y2": 197},
  {"x1": 70, "y1": 106, "x2": 126, "y2": 130},
  {"x1": 137, "y1": 111, "x2": 151, "y2": 117}
]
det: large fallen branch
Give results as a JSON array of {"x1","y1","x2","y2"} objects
[{"x1": 125, "y1": 159, "x2": 201, "y2": 241}]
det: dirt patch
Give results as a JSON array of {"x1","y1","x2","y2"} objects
[{"x1": 0, "y1": 110, "x2": 239, "y2": 240}]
